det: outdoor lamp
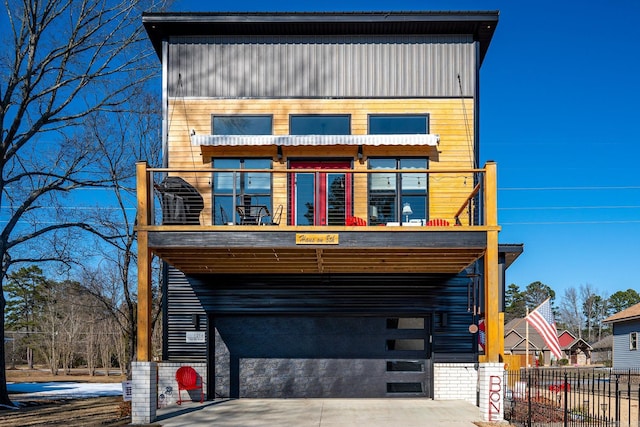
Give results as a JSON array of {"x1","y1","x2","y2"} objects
[{"x1": 402, "y1": 203, "x2": 413, "y2": 223}]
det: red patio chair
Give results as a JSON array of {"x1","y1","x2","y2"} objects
[
  {"x1": 175, "y1": 366, "x2": 204, "y2": 404},
  {"x1": 426, "y1": 218, "x2": 450, "y2": 226},
  {"x1": 346, "y1": 216, "x2": 367, "y2": 226}
]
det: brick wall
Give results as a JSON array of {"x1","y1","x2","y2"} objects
[{"x1": 433, "y1": 362, "x2": 477, "y2": 404}]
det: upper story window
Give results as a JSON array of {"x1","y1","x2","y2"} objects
[
  {"x1": 369, "y1": 114, "x2": 429, "y2": 134},
  {"x1": 212, "y1": 115, "x2": 272, "y2": 135},
  {"x1": 290, "y1": 115, "x2": 350, "y2": 135},
  {"x1": 368, "y1": 158, "x2": 428, "y2": 225},
  {"x1": 212, "y1": 158, "x2": 272, "y2": 225},
  {"x1": 631, "y1": 332, "x2": 638, "y2": 351}
]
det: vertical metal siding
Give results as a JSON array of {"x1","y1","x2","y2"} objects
[{"x1": 168, "y1": 35, "x2": 475, "y2": 98}]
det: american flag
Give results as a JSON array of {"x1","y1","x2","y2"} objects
[{"x1": 526, "y1": 298, "x2": 562, "y2": 359}]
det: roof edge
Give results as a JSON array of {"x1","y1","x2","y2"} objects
[{"x1": 142, "y1": 10, "x2": 499, "y2": 62}]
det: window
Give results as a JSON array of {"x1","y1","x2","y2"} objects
[
  {"x1": 631, "y1": 332, "x2": 638, "y2": 351},
  {"x1": 386, "y1": 361, "x2": 424, "y2": 372},
  {"x1": 369, "y1": 114, "x2": 429, "y2": 134},
  {"x1": 386, "y1": 382, "x2": 423, "y2": 393},
  {"x1": 212, "y1": 115, "x2": 272, "y2": 135},
  {"x1": 386, "y1": 339, "x2": 425, "y2": 351},
  {"x1": 290, "y1": 115, "x2": 350, "y2": 135},
  {"x1": 386, "y1": 318, "x2": 425, "y2": 329},
  {"x1": 368, "y1": 158, "x2": 428, "y2": 225},
  {"x1": 212, "y1": 158, "x2": 272, "y2": 225}
]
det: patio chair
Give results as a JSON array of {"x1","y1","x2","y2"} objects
[
  {"x1": 175, "y1": 366, "x2": 204, "y2": 405},
  {"x1": 269, "y1": 204, "x2": 283, "y2": 225},
  {"x1": 346, "y1": 216, "x2": 367, "y2": 226},
  {"x1": 426, "y1": 218, "x2": 450, "y2": 226}
]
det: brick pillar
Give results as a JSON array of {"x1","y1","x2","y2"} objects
[
  {"x1": 478, "y1": 362, "x2": 504, "y2": 422},
  {"x1": 132, "y1": 361, "x2": 157, "y2": 424}
]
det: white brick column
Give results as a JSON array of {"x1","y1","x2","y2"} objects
[
  {"x1": 478, "y1": 362, "x2": 504, "y2": 422},
  {"x1": 132, "y1": 361, "x2": 157, "y2": 424}
]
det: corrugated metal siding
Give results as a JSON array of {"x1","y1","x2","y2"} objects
[
  {"x1": 168, "y1": 35, "x2": 475, "y2": 98},
  {"x1": 165, "y1": 267, "x2": 207, "y2": 362},
  {"x1": 612, "y1": 321, "x2": 640, "y2": 370}
]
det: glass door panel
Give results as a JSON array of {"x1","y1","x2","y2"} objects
[
  {"x1": 290, "y1": 161, "x2": 352, "y2": 226},
  {"x1": 326, "y1": 173, "x2": 346, "y2": 225},
  {"x1": 294, "y1": 173, "x2": 315, "y2": 226}
]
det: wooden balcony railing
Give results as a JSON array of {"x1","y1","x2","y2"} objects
[{"x1": 136, "y1": 162, "x2": 498, "y2": 230}]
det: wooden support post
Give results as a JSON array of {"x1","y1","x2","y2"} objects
[
  {"x1": 483, "y1": 161, "x2": 501, "y2": 363},
  {"x1": 136, "y1": 162, "x2": 152, "y2": 362}
]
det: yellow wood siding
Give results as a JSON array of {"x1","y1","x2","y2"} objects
[{"x1": 167, "y1": 98, "x2": 475, "y2": 226}]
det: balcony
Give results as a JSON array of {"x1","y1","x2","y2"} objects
[{"x1": 135, "y1": 162, "x2": 499, "y2": 275}]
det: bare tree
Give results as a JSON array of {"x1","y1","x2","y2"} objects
[
  {"x1": 559, "y1": 284, "x2": 610, "y2": 343},
  {"x1": 0, "y1": 0, "x2": 165, "y2": 406},
  {"x1": 78, "y1": 88, "x2": 162, "y2": 372},
  {"x1": 85, "y1": 320, "x2": 99, "y2": 376},
  {"x1": 559, "y1": 286, "x2": 582, "y2": 338}
]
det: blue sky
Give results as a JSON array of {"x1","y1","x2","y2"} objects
[{"x1": 169, "y1": 0, "x2": 640, "y2": 299}]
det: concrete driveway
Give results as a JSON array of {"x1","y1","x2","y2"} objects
[{"x1": 153, "y1": 398, "x2": 482, "y2": 426}]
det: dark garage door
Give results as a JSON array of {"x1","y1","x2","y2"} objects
[{"x1": 213, "y1": 315, "x2": 432, "y2": 398}]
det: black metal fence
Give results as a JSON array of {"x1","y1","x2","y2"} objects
[{"x1": 504, "y1": 368, "x2": 640, "y2": 427}]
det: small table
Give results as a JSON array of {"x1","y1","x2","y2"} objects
[{"x1": 236, "y1": 205, "x2": 270, "y2": 225}]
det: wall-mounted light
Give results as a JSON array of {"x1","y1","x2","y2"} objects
[
  {"x1": 277, "y1": 145, "x2": 283, "y2": 161},
  {"x1": 192, "y1": 314, "x2": 201, "y2": 331},
  {"x1": 357, "y1": 145, "x2": 364, "y2": 163}
]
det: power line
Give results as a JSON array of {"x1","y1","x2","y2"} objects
[
  {"x1": 499, "y1": 186, "x2": 640, "y2": 191},
  {"x1": 1, "y1": 206, "x2": 136, "y2": 211},
  {"x1": 502, "y1": 220, "x2": 640, "y2": 225},
  {"x1": 500, "y1": 206, "x2": 640, "y2": 211}
]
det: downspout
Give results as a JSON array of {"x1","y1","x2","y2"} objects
[
  {"x1": 162, "y1": 38, "x2": 169, "y2": 168},
  {"x1": 473, "y1": 40, "x2": 480, "y2": 172}
]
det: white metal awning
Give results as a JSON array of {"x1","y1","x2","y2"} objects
[{"x1": 191, "y1": 134, "x2": 439, "y2": 147}]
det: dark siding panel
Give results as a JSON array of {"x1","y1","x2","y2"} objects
[
  {"x1": 430, "y1": 273, "x2": 476, "y2": 362},
  {"x1": 189, "y1": 270, "x2": 478, "y2": 358},
  {"x1": 165, "y1": 267, "x2": 207, "y2": 362},
  {"x1": 165, "y1": 268, "x2": 479, "y2": 362}
]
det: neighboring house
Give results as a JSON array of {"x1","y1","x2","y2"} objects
[
  {"x1": 132, "y1": 10, "x2": 522, "y2": 423},
  {"x1": 504, "y1": 318, "x2": 552, "y2": 365},
  {"x1": 558, "y1": 331, "x2": 592, "y2": 366},
  {"x1": 590, "y1": 335, "x2": 613, "y2": 365},
  {"x1": 603, "y1": 302, "x2": 640, "y2": 370},
  {"x1": 504, "y1": 319, "x2": 592, "y2": 366}
]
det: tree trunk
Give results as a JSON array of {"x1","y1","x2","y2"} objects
[
  {"x1": 0, "y1": 291, "x2": 15, "y2": 406},
  {"x1": 27, "y1": 347, "x2": 33, "y2": 370}
]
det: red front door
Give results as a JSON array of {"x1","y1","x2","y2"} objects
[{"x1": 290, "y1": 161, "x2": 352, "y2": 226}]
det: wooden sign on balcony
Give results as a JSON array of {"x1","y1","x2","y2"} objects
[{"x1": 296, "y1": 234, "x2": 339, "y2": 245}]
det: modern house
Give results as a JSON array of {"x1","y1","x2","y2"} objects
[
  {"x1": 133, "y1": 10, "x2": 522, "y2": 423},
  {"x1": 603, "y1": 302, "x2": 640, "y2": 370}
]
